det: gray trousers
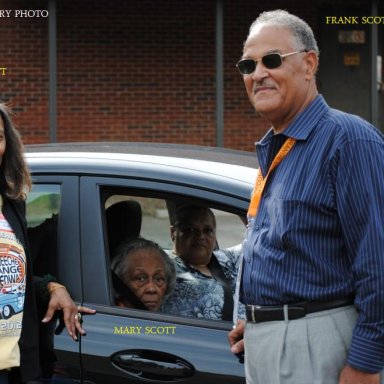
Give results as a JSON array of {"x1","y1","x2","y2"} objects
[{"x1": 244, "y1": 305, "x2": 383, "y2": 384}]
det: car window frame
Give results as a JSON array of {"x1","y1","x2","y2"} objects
[
  {"x1": 30, "y1": 175, "x2": 82, "y2": 298},
  {"x1": 79, "y1": 175, "x2": 250, "y2": 330}
]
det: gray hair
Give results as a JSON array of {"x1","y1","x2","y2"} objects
[
  {"x1": 248, "y1": 10, "x2": 319, "y2": 54},
  {"x1": 111, "y1": 238, "x2": 176, "y2": 296}
]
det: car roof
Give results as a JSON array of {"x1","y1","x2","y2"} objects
[
  {"x1": 25, "y1": 142, "x2": 258, "y2": 186},
  {"x1": 26, "y1": 142, "x2": 257, "y2": 166}
]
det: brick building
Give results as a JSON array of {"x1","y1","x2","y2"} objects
[{"x1": 0, "y1": 0, "x2": 383, "y2": 151}]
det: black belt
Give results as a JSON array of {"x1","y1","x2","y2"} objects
[{"x1": 245, "y1": 296, "x2": 354, "y2": 323}]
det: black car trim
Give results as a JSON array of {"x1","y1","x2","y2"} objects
[{"x1": 82, "y1": 302, "x2": 235, "y2": 332}]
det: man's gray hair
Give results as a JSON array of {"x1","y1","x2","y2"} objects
[{"x1": 248, "y1": 9, "x2": 319, "y2": 54}]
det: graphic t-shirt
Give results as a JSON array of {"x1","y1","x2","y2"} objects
[{"x1": 0, "y1": 200, "x2": 26, "y2": 370}]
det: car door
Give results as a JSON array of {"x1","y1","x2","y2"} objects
[
  {"x1": 78, "y1": 174, "x2": 249, "y2": 383},
  {"x1": 26, "y1": 175, "x2": 84, "y2": 381}
]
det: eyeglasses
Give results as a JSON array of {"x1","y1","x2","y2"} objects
[
  {"x1": 174, "y1": 225, "x2": 216, "y2": 238},
  {"x1": 236, "y1": 50, "x2": 307, "y2": 75}
]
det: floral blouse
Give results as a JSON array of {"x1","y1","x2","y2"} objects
[{"x1": 161, "y1": 245, "x2": 245, "y2": 321}]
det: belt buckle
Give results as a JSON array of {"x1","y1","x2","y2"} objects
[
  {"x1": 248, "y1": 304, "x2": 306, "y2": 322},
  {"x1": 251, "y1": 305, "x2": 260, "y2": 322},
  {"x1": 252, "y1": 305, "x2": 285, "y2": 322}
]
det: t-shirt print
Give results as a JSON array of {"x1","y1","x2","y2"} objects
[{"x1": 0, "y1": 211, "x2": 26, "y2": 370}]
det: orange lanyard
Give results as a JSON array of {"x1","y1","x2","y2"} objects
[{"x1": 247, "y1": 137, "x2": 296, "y2": 217}]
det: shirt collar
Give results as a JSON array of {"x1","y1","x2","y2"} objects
[{"x1": 256, "y1": 94, "x2": 330, "y2": 147}]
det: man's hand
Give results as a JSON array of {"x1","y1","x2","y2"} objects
[
  {"x1": 42, "y1": 283, "x2": 96, "y2": 341},
  {"x1": 339, "y1": 365, "x2": 380, "y2": 384},
  {"x1": 228, "y1": 320, "x2": 245, "y2": 355}
]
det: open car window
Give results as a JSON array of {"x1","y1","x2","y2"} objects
[
  {"x1": 102, "y1": 188, "x2": 246, "y2": 323},
  {"x1": 105, "y1": 194, "x2": 246, "y2": 251}
]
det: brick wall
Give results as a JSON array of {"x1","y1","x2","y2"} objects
[
  {"x1": 56, "y1": 0, "x2": 217, "y2": 145},
  {"x1": 0, "y1": 0, "x2": 373, "y2": 151},
  {"x1": 0, "y1": 0, "x2": 49, "y2": 143}
]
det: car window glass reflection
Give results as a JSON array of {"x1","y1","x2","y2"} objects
[{"x1": 26, "y1": 184, "x2": 61, "y2": 276}]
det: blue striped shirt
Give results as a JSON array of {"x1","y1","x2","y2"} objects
[{"x1": 241, "y1": 95, "x2": 384, "y2": 373}]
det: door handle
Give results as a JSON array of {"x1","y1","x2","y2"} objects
[{"x1": 111, "y1": 349, "x2": 195, "y2": 381}]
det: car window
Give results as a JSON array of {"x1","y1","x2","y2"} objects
[
  {"x1": 105, "y1": 195, "x2": 172, "y2": 250},
  {"x1": 213, "y1": 210, "x2": 246, "y2": 249},
  {"x1": 26, "y1": 184, "x2": 61, "y2": 227},
  {"x1": 103, "y1": 189, "x2": 246, "y2": 322},
  {"x1": 105, "y1": 195, "x2": 246, "y2": 251},
  {"x1": 26, "y1": 184, "x2": 61, "y2": 276}
]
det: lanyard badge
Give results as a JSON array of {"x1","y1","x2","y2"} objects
[{"x1": 233, "y1": 137, "x2": 296, "y2": 326}]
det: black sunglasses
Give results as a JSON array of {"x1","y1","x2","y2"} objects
[{"x1": 236, "y1": 50, "x2": 307, "y2": 75}]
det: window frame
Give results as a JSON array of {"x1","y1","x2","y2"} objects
[
  {"x1": 79, "y1": 175, "x2": 249, "y2": 330},
  {"x1": 30, "y1": 175, "x2": 81, "y2": 299}
]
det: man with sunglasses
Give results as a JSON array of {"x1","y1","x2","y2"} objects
[{"x1": 228, "y1": 9, "x2": 384, "y2": 384}]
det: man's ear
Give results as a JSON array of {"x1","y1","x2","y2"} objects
[{"x1": 304, "y1": 50, "x2": 319, "y2": 80}]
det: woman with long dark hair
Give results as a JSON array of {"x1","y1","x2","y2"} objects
[{"x1": 0, "y1": 104, "x2": 95, "y2": 384}]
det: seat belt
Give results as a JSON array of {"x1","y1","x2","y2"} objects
[{"x1": 208, "y1": 254, "x2": 234, "y2": 321}]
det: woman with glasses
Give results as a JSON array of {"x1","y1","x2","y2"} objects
[{"x1": 162, "y1": 204, "x2": 244, "y2": 321}]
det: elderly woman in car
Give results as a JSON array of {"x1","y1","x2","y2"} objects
[
  {"x1": 111, "y1": 238, "x2": 175, "y2": 311},
  {"x1": 162, "y1": 204, "x2": 244, "y2": 321}
]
